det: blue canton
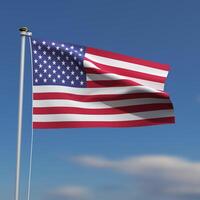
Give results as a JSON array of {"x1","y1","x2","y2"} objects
[{"x1": 32, "y1": 39, "x2": 87, "y2": 87}]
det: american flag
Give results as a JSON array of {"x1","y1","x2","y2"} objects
[{"x1": 31, "y1": 38, "x2": 175, "y2": 128}]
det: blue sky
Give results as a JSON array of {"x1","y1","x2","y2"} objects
[{"x1": 1, "y1": 0, "x2": 200, "y2": 200}]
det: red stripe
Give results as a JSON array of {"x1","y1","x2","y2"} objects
[
  {"x1": 33, "y1": 103, "x2": 173, "y2": 115},
  {"x1": 85, "y1": 58, "x2": 166, "y2": 83},
  {"x1": 85, "y1": 67, "x2": 103, "y2": 74},
  {"x1": 33, "y1": 117, "x2": 175, "y2": 128},
  {"x1": 33, "y1": 92, "x2": 169, "y2": 101},
  {"x1": 86, "y1": 47, "x2": 170, "y2": 71},
  {"x1": 87, "y1": 79, "x2": 140, "y2": 88}
]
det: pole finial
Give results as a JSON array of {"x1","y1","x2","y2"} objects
[
  {"x1": 19, "y1": 27, "x2": 29, "y2": 32},
  {"x1": 19, "y1": 27, "x2": 32, "y2": 36}
]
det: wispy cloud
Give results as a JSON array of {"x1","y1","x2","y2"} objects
[
  {"x1": 49, "y1": 185, "x2": 91, "y2": 200},
  {"x1": 72, "y1": 155, "x2": 200, "y2": 199}
]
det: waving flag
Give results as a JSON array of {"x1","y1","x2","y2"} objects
[{"x1": 31, "y1": 38, "x2": 175, "y2": 128}]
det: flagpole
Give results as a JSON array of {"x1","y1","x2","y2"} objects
[{"x1": 15, "y1": 27, "x2": 30, "y2": 200}]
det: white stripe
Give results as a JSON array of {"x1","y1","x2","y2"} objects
[
  {"x1": 33, "y1": 98, "x2": 170, "y2": 109},
  {"x1": 84, "y1": 60, "x2": 99, "y2": 69},
  {"x1": 85, "y1": 53, "x2": 168, "y2": 77},
  {"x1": 86, "y1": 73, "x2": 164, "y2": 90},
  {"x1": 33, "y1": 85, "x2": 161, "y2": 95},
  {"x1": 87, "y1": 73, "x2": 121, "y2": 80},
  {"x1": 33, "y1": 109, "x2": 174, "y2": 122}
]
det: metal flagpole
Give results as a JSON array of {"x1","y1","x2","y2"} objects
[{"x1": 15, "y1": 27, "x2": 31, "y2": 200}]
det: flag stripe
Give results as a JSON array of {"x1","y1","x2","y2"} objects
[
  {"x1": 33, "y1": 92, "x2": 169, "y2": 101},
  {"x1": 86, "y1": 47, "x2": 170, "y2": 71},
  {"x1": 84, "y1": 59, "x2": 165, "y2": 90},
  {"x1": 33, "y1": 109, "x2": 174, "y2": 122},
  {"x1": 33, "y1": 103, "x2": 173, "y2": 115},
  {"x1": 84, "y1": 58, "x2": 166, "y2": 83},
  {"x1": 86, "y1": 73, "x2": 164, "y2": 91},
  {"x1": 85, "y1": 52, "x2": 169, "y2": 77},
  {"x1": 33, "y1": 117, "x2": 175, "y2": 128},
  {"x1": 87, "y1": 79, "x2": 140, "y2": 87},
  {"x1": 33, "y1": 86, "x2": 161, "y2": 95},
  {"x1": 33, "y1": 98, "x2": 171, "y2": 109}
]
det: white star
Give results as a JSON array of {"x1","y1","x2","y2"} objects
[
  {"x1": 62, "y1": 79, "x2": 65, "y2": 83},
  {"x1": 48, "y1": 74, "x2": 52, "y2": 78},
  {"x1": 71, "y1": 80, "x2": 74, "y2": 85},
  {"x1": 33, "y1": 40, "x2": 36, "y2": 44},
  {"x1": 57, "y1": 74, "x2": 61, "y2": 79},
  {"x1": 70, "y1": 46, "x2": 74, "y2": 49},
  {"x1": 69, "y1": 51, "x2": 73, "y2": 55},
  {"x1": 80, "y1": 48, "x2": 83, "y2": 52},
  {"x1": 43, "y1": 51, "x2": 47, "y2": 55},
  {"x1": 71, "y1": 71, "x2": 75, "y2": 75},
  {"x1": 76, "y1": 76, "x2": 79, "y2": 80},
  {"x1": 35, "y1": 79, "x2": 38, "y2": 83},
  {"x1": 52, "y1": 42, "x2": 55, "y2": 46},
  {"x1": 56, "y1": 46, "x2": 60, "y2": 50},
  {"x1": 78, "y1": 61, "x2": 81, "y2": 65},
  {"x1": 61, "y1": 51, "x2": 64, "y2": 55},
  {"x1": 39, "y1": 73, "x2": 43, "y2": 78},
  {"x1": 57, "y1": 56, "x2": 61, "y2": 60},
  {"x1": 34, "y1": 59, "x2": 38, "y2": 63},
  {"x1": 65, "y1": 47, "x2": 69, "y2": 51},
  {"x1": 34, "y1": 69, "x2": 38, "y2": 73},
  {"x1": 57, "y1": 66, "x2": 61, "y2": 70},
  {"x1": 39, "y1": 64, "x2": 42, "y2": 68},
  {"x1": 75, "y1": 66, "x2": 79, "y2": 70},
  {"x1": 62, "y1": 61, "x2": 65, "y2": 65},
  {"x1": 42, "y1": 41, "x2": 46, "y2": 45},
  {"x1": 66, "y1": 75, "x2": 70, "y2": 79},
  {"x1": 43, "y1": 69, "x2": 47, "y2": 73},
  {"x1": 48, "y1": 65, "x2": 51, "y2": 69},
  {"x1": 80, "y1": 81, "x2": 84, "y2": 85},
  {"x1": 61, "y1": 44, "x2": 65, "y2": 47},
  {"x1": 48, "y1": 56, "x2": 51, "y2": 60},
  {"x1": 47, "y1": 46, "x2": 51, "y2": 50},
  {"x1": 71, "y1": 61, "x2": 74, "y2": 65},
  {"x1": 80, "y1": 71, "x2": 84, "y2": 75},
  {"x1": 38, "y1": 55, "x2": 42, "y2": 59},
  {"x1": 74, "y1": 56, "x2": 77, "y2": 60},
  {"x1": 33, "y1": 50, "x2": 37, "y2": 54},
  {"x1": 43, "y1": 60, "x2": 47, "y2": 64},
  {"x1": 66, "y1": 66, "x2": 70, "y2": 70},
  {"x1": 43, "y1": 78, "x2": 47, "y2": 83},
  {"x1": 38, "y1": 45, "x2": 41, "y2": 50},
  {"x1": 62, "y1": 71, "x2": 65, "y2": 74},
  {"x1": 52, "y1": 78, "x2": 56, "y2": 83},
  {"x1": 52, "y1": 51, "x2": 55, "y2": 55},
  {"x1": 78, "y1": 53, "x2": 82, "y2": 56},
  {"x1": 66, "y1": 56, "x2": 69, "y2": 60},
  {"x1": 53, "y1": 69, "x2": 56, "y2": 74},
  {"x1": 53, "y1": 61, "x2": 56, "y2": 65}
]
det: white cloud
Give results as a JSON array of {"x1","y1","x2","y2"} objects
[
  {"x1": 51, "y1": 185, "x2": 91, "y2": 199},
  {"x1": 72, "y1": 155, "x2": 112, "y2": 168},
  {"x1": 72, "y1": 155, "x2": 200, "y2": 198}
]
